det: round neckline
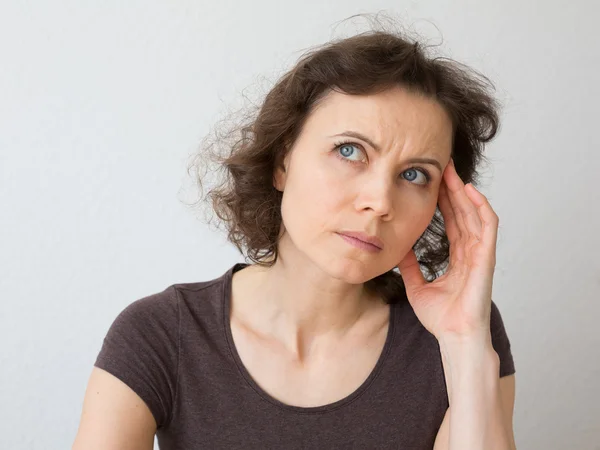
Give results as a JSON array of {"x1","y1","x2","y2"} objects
[{"x1": 222, "y1": 262, "x2": 397, "y2": 414}]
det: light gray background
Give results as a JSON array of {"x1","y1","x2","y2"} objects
[{"x1": 1, "y1": 1, "x2": 598, "y2": 449}]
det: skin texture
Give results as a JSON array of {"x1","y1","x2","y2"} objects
[
  {"x1": 254, "y1": 85, "x2": 454, "y2": 360},
  {"x1": 72, "y1": 366, "x2": 157, "y2": 450}
]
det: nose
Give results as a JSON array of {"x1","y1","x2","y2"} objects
[{"x1": 355, "y1": 177, "x2": 395, "y2": 219}]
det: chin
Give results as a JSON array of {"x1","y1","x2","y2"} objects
[{"x1": 323, "y1": 256, "x2": 382, "y2": 285}]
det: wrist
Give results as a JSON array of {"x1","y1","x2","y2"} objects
[
  {"x1": 439, "y1": 331, "x2": 498, "y2": 363},
  {"x1": 438, "y1": 328, "x2": 494, "y2": 352},
  {"x1": 438, "y1": 332, "x2": 500, "y2": 397}
]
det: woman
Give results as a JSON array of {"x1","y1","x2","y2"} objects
[{"x1": 73, "y1": 27, "x2": 516, "y2": 449}]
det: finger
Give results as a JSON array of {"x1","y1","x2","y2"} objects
[
  {"x1": 396, "y1": 248, "x2": 426, "y2": 293},
  {"x1": 444, "y1": 159, "x2": 483, "y2": 239},
  {"x1": 437, "y1": 181, "x2": 460, "y2": 243},
  {"x1": 442, "y1": 161, "x2": 468, "y2": 238},
  {"x1": 464, "y1": 183, "x2": 499, "y2": 265}
]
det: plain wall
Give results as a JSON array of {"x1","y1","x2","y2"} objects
[{"x1": 1, "y1": 1, "x2": 598, "y2": 449}]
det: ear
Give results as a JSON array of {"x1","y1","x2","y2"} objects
[
  {"x1": 273, "y1": 146, "x2": 292, "y2": 192},
  {"x1": 273, "y1": 162, "x2": 286, "y2": 192}
]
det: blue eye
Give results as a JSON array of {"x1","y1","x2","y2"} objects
[
  {"x1": 333, "y1": 140, "x2": 432, "y2": 186},
  {"x1": 337, "y1": 143, "x2": 363, "y2": 161},
  {"x1": 401, "y1": 168, "x2": 430, "y2": 185}
]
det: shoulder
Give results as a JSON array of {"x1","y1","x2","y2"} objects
[
  {"x1": 489, "y1": 299, "x2": 516, "y2": 378},
  {"x1": 111, "y1": 276, "x2": 222, "y2": 321},
  {"x1": 110, "y1": 266, "x2": 232, "y2": 332},
  {"x1": 99, "y1": 285, "x2": 182, "y2": 345},
  {"x1": 490, "y1": 300, "x2": 506, "y2": 331},
  {"x1": 96, "y1": 284, "x2": 182, "y2": 365},
  {"x1": 119, "y1": 284, "x2": 179, "y2": 319},
  {"x1": 94, "y1": 284, "x2": 187, "y2": 428},
  {"x1": 489, "y1": 299, "x2": 512, "y2": 343}
]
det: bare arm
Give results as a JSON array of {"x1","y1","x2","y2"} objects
[
  {"x1": 72, "y1": 367, "x2": 157, "y2": 450},
  {"x1": 434, "y1": 334, "x2": 516, "y2": 450},
  {"x1": 433, "y1": 373, "x2": 516, "y2": 449}
]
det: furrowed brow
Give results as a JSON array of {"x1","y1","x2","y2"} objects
[{"x1": 329, "y1": 130, "x2": 443, "y2": 173}]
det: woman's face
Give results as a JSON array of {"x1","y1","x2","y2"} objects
[{"x1": 274, "y1": 86, "x2": 454, "y2": 284}]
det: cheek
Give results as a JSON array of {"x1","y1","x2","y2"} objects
[
  {"x1": 405, "y1": 200, "x2": 438, "y2": 236},
  {"x1": 384, "y1": 201, "x2": 438, "y2": 256},
  {"x1": 280, "y1": 163, "x2": 348, "y2": 243},
  {"x1": 313, "y1": 170, "x2": 347, "y2": 215}
]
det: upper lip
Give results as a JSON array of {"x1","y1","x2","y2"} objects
[{"x1": 338, "y1": 231, "x2": 384, "y2": 249}]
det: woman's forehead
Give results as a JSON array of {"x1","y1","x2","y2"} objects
[{"x1": 306, "y1": 88, "x2": 453, "y2": 149}]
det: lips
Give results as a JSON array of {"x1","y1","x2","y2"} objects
[{"x1": 337, "y1": 231, "x2": 384, "y2": 250}]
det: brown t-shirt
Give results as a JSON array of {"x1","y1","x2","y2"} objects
[{"x1": 94, "y1": 262, "x2": 516, "y2": 449}]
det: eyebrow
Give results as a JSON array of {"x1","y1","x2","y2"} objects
[{"x1": 329, "y1": 130, "x2": 444, "y2": 173}]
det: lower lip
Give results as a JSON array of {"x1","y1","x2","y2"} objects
[{"x1": 337, "y1": 233, "x2": 382, "y2": 253}]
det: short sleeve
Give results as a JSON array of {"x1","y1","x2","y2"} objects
[
  {"x1": 490, "y1": 300, "x2": 516, "y2": 378},
  {"x1": 94, "y1": 285, "x2": 180, "y2": 429}
]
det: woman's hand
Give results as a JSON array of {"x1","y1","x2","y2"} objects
[{"x1": 396, "y1": 158, "x2": 499, "y2": 341}]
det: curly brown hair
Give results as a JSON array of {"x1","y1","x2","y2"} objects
[{"x1": 186, "y1": 16, "x2": 501, "y2": 304}]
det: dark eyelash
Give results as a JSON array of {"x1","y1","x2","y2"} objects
[{"x1": 333, "y1": 140, "x2": 432, "y2": 183}]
